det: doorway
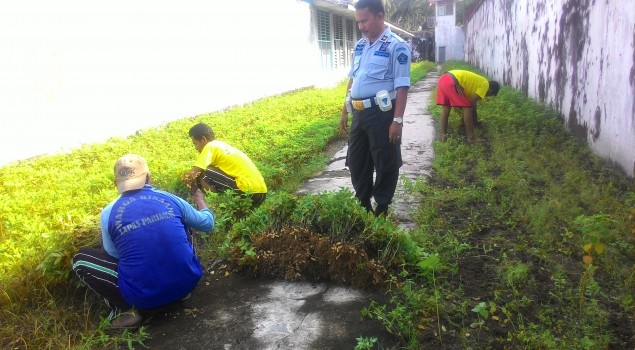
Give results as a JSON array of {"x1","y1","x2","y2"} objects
[{"x1": 438, "y1": 46, "x2": 446, "y2": 63}]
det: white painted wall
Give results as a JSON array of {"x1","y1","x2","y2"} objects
[
  {"x1": 435, "y1": 25, "x2": 465, "y2": 62},
  {"x1": 434, "y1": 2, "x2": 465, "y2": 62},
  {"x1": 0, "y1": 0, "x2": 325, "y2": 166},
  {"x1": 465, "y1": 0, "x2": 635, "y2": 177}
]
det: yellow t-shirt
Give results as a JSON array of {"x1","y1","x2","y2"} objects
[
  {"x1": 194, "y1": 140, "x2": 267, "y2": 194},
  {"x1": 449, "y1": 70, "x2": 490, "y2": 99}
]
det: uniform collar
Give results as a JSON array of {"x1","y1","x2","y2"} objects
[{"x1": 368, "y1": 26, "x2": 392, "y2": 47}]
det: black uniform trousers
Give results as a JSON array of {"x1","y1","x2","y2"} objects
[{"x1": 346, "y1": 104, "x2": 402, "y2": 208}]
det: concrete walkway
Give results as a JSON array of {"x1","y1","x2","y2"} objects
[{"x1": 144, "y1": 70, "x2": 440, "y2": 350}]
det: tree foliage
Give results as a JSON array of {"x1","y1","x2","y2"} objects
[
  {"x1": 384, "y1": 0, "x2": 434, "y2": 31},
  {"x1": 383, "y1": 0, "x2": 479, "y2": 31}
]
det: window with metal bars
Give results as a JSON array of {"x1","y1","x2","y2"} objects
[
  {"x1": 317, "y1": 10, "x2": 333, "y2": 69},
  {"x1": 437, "y1": 2, "x2": 454, "y2": 16},
  {"x1": 333, "y1": 14, "x2": 344, "y2": 68},
  {"x1": 345, "y1": 18, "x2": 355, "y2": 67},
  {"x1": 317, "y1": 10, "x2": 331, "y2": 41},
  {"x1": 316, "y1": 9, "x2": 358, "y2": 70}
]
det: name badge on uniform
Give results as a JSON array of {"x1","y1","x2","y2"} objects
[{"x1": 355, "y1": 43, "x2": 364, "y2": 55}]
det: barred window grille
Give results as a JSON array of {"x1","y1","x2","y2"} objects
[
  {"x1": 316, "y1": 9, "x2": 357, "y2": 70},
  {"x1": 437, "y1": 2, "x2": 454, "y2": 16},
  {"x1": 333, "y1": 14, "x2": 344, "y2": 68},
  {"x1": 317, "y1": 10, "x2": 331, "y2": 41},
  {"x1": 346, "y1": 18, "x2": 354, "y2": 42},
  {"x1": 345, "y1": 18, "x2": 355, "y2": 66},
  {"x1": 317, "y1": 10, "x2": 333, "y2": 69}
]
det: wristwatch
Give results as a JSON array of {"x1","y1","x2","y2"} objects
[{"x1": 393, "y1": 117, "x2": 403, "y2": 125}]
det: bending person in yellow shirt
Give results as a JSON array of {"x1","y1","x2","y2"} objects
[
  {"x1": 436, "y1": 70, "x2": 500, "y2": 142},
  {"x1": 186, "y1": 123, "x2": 267, "y2": 207}
]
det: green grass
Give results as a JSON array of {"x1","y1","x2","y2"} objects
[
  {"x1": 366, "y1": 60, "x2": 634, "y2": 349},
  {"x1": 0, "y1": 61, "x2": 437, "y2": 349},
  {"x1": 2, "y1": 59, "x2": 632, "y2": 349}
]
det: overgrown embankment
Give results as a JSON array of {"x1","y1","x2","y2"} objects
[{"x1": 0, "y1": 62, "x2": 437, "y2": 349}]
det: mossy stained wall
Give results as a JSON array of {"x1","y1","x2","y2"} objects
[{"x1": 465, "y1": 0, "x2": 635, "y2": 177}]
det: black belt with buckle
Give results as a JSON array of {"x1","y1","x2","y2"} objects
[
  {"x1": 351, "y1": 97, "x2": 379, "y2": 110},
  {"x1": 351, "y1": 90, "x2": 396, "y2": 111}
]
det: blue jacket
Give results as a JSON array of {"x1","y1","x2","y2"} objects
[{"x1": 100, "y1": 185, "x2": 214, "y2": 308}]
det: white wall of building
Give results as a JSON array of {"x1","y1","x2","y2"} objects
[
  {"x1": 0, "y1": 0, "x2": 324, "y2": 166},
  {"x1": 465, "y1": 0, "x2": 635, "y2": 177},
  {"x1": 434, "y1": 2, "x2": 465, "y2": 62},
  {"x1": 435, "y1": 25, "x2": 465, "y2": 62}
]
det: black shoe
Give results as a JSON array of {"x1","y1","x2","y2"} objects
[
  {"x1": 360, "y1": 199, "x2": 373, "y2": 213},
  {"x1": 374, "y1": 203, "x2": 389, "y2": 217}
]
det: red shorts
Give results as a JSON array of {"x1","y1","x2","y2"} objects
[{"x1": 436, "y1": 73, "x2": 472, "y2": 107}]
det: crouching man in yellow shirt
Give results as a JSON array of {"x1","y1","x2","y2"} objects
[{"x1": 186, "y1": 123, "x2": 267, "y2": 207}]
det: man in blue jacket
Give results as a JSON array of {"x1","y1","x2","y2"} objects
[{"x1": 72, "y1": 154, "x2": 215, "y2": 329}]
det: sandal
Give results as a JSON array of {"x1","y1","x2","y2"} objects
[{"x1": 109, "y1": 309, "x2": 143, "y2": 330}]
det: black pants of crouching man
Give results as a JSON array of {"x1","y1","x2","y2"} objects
[
  {"x1": 200, "y1": 166, "x2": 266, "y2": 207},
  {"x1": 72, "y1": 247, "x2": 131, "y2": 318},
  {"x1": 346, "y1": 104, "x2": 402, "y2": 210},
  {"x1": 71, "y1": 231, "x2": 196, "y2": 319}
]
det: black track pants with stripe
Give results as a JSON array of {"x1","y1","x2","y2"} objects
[{"x1": 72, "y1": 247, "x2": 130, "y2": 316}]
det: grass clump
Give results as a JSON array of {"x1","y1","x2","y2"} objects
[{"x1": 226, "y1": 190, "x2": 417, "y2": 288}]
